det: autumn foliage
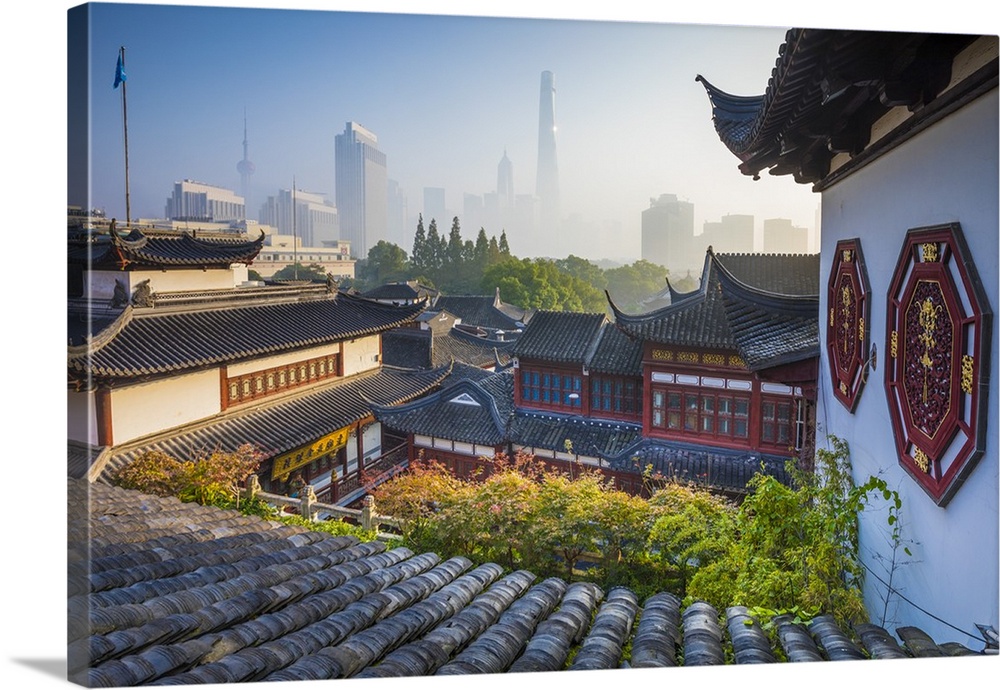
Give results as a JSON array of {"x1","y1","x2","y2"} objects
[{"x1": 111, "y1": 444, "x2": 262, "y2": 507}]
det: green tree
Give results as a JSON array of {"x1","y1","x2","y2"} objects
[
  {"x1": 605, "y1": 260, "x2": 670, "y2": 312},
  {"x1": 411, "y1": 214, "x2": 428, "y2": 273},
  {"x1": 685, "y1": 437, "x2": 888, "y2": 625},
  {"x1": 554, "y1": 255, "x2": 608, "y2": 292},
  {"x1": 271, "y1": 262, "x2": 328, "y2": 282},
  {"x1": 498, "y1": 230, "x2": 511, "y2": 258},
  {"x1": 363, "y1": 240, "x2": 410, "y2": 286},
  {"x1": 480, "y1": 258, "x2": 606, "y2": 312}
]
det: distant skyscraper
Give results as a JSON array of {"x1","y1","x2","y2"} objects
[
  {"x1": 701, "y1": 214, "x2": 754, "y2": 254},
  {"x1": 762, "y1": 218, "x2": 809, "y2": 254},
  {"x1": 423, "y1": 187, "x2": 447, "y2": 225},
  {"x1": 165, "y1": 179, "x2": 245, "y2": 223},
  {"x1": 497, "y1": 149, "x2": 514, "y2": 209},
  {"x1": 641, "y1": 194, "x2": 696, "y2": 274},
  {"x1": 236, "y1": 109, "x2": 255, "y2": 214},
  {"x1": 335, "y1": 121, "x2": 387, "y2": 259},
  {"x1": 258, "y1": 187, "x2": 338, "y2": 248},
  {"x1": 536, "y1": 71, "x2": 560, "y2": 232},
  {"x1": 387, "y1": 179, "x2": 408, "y2": 249}
]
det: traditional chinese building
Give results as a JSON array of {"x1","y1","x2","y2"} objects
[
  {"x1": 609, "y1": 249, "x2": 820, "y2": 467},
  {"x1": 372, "y1": 250, "x2": 812, "y2": 497},
  {"x1": 698, "y1": 28, "x2": 997, "y2": 645},
  {"x1": 68, "y1": 227, "x2": 447, "y2": 504}
]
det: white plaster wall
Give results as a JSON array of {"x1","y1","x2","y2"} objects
[
  {"x1": 363, "y1": 422, "x2": 381, "y2": 460},
  {"x1": 87, "y1": 267, "x2": 246, "y2": 301},
  {"x1": 817, "y1": 89, "x2": 998, "y2": 646},
  {"x1": 227, "y1": 343, "x2": 340, "y2": 377},
  {"x1": 342, "y1": 335, "x2": 381, "y2": 377},
  {"x1": 67, "y1": 390, "x2": 97, "y2": 445},
  {"x1": 110, "y1": 368, "x2": 223, "y2": 445}
]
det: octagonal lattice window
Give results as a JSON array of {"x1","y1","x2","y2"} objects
[{"x1": 884, "y1": 223, "x2": 992, "y2": 507}]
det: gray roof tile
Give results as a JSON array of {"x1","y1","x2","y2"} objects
[{"x1": 67, "y1": 478, "x2": 984, "y2": 684}]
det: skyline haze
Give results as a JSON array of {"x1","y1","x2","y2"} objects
[{"x1": 78, "y1": 2, "x2": 832, "y2": 263}]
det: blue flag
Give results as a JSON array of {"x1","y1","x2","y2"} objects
[{"x1": 114, "y1": 54, "x2": 126, "y2": 89}]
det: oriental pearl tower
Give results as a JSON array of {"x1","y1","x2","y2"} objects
[{"x1": 236, "y1": 109, "x2": 255, "y2": 219}]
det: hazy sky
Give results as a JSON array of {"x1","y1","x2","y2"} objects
[{"x1": 80, "y1": 1, "x2": 831, "y2": 261}]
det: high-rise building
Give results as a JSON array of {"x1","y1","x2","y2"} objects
[
  {"x1": 387, "y1": 179, "x2": 408, "y2": 249},
  {"x1": 701, "y1": 213, "x2": 754, "y2": 255},
  {"x1": 641, "y1": 194, "x2": 696, "y2": 274},
  {"x1": 497, "y1": 149, "x2": 514, "y2": 209},
  {"x1": 536, "y1": 71, "x2": 560, "y2": 233},
  {"x1": 258, "y1": 187, "x2": 338, "y2": 248},
  {"x1": 165, "y1": 180, "x2": 245, "y2": 223},
  {"x1": 335, "y1": 121, "x2": 387, "y2": 259},
  {"x1": 423, "y1": 187, "x2": 447, "y2": 226},
  {"x1": 236, "y1": 110, "x2": 255, "y2": 214},
  {"x1": 762, "y1": 218, "x2": 809, "y2": 254}
]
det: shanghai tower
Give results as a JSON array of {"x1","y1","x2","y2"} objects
[{"x1": 536, "y1": 70, "x2": 560, "y2": 233}]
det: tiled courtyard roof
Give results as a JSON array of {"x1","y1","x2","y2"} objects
[
  {"x1": 587, "y1": 320, "x2": 644, "y2": 376},
  {"x1": 433, "y1": 291, "x2": 531, "y2": 331},
  {"x1": 513, "y1": 311, "x2": 608, "y2": 365},
  {"x1": 382, "y1": 327, "x2": 514, "y2": 371},
  {"x1": 371, "y1": 377, "x2": 510, "y2": 446},
  {"x1": 69, "y1": 228, "x2": 266, "y2": 269},
  {"x1": 696, "y1": 30, "x2": 983, "y2": 184},
  {"x1": 68, "y1": 291, "x2": 425, "y2": 382},
  {"x1": 510, "y1": 412, "x2": 643, "y2": 459},
  {"x1": 610, "y1": 250, "x2": 819, "y2": 369},
  {"x1": 67, "y1": 478, "x2": 986, "y2": 685},
  {"x1": 361, "y1": 281, "x2": 438, "y2": 303},
  {"x1": 606, "y1": 438, "x2": 792, "y2": 494},
  {"x1": 94, "y1": 365, "x2": 451, "y2": 482}
]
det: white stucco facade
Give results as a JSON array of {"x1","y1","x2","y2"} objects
[
  {"x1": 816, "y1": 87, "x2": 998, "y2": 645},
  {"x1": 109, "y1": 369, "x2": 223, "y2": 445},
  {"x1": 341, "y1": 335, "x2": 381, "y2": 377}
]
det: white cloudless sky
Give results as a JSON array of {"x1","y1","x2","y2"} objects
[{"x1": 4, "y1": 2, "x2": 997, "y2": 689}]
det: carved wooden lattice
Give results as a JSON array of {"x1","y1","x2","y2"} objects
[
  {"x1": 826, "y1": 239, "x2": 870, "y2": 412},
  {"x1": 884, "y1": 223, "x2": 992, "y2": 506}
]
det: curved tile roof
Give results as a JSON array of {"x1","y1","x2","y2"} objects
[
  {"x1": 382, "y1": 327, "x2": 515, "y2": 371},
  {"x1": 696, "y1": 30, "x2": 983, "y2": 183},
  {"x1": 96, "y1": 365, "x2": 451, "y2": 482},
  {"x1": 610, "y1": 250, "x2": 819, "y2": 368},
  {"x1": 370, "y1": 377, "x2": 510, "y2": 446},
  {"x1": 433, "y1": 293, "x2": 530, "y2": 331},
  {"x1": 512, "y1": 311, "x2": 608, "y2": 364},
  {"x1": 67, "y1": 478, "x2": 986, "y2": 685},
  {"x1": 69, "y1": 292, "x2": 425, "y2": 380},
  {"x1": 607, "y1": 437, "x2": 792, "y2": 493},
  {"x1": 69, "y1": 228, "x2": 266, "y2": 269}
]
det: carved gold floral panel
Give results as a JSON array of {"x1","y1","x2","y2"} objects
[
  {"x1": 827, "y1": 239, "x2": 870, "y2": 412},
  {"x1": 884, "y1": 223, "x2": 992, "y2": 506}
]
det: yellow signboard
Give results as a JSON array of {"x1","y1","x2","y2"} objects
[{"x1": 271, "y1": 425, "x2": 350, "y2": 481}]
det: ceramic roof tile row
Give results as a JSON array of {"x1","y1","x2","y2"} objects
[
  {"x1": 95, "y1": 365, "x2": 451, "y2": 482},
  {"x1": 68, "y1": 479, "x2": 985, "y2": 686},
  {"x1": 69, "y1": 229, "x2": 267, "y2": 269},
  {"x1": 69, "y1": 291, "x2": 426, "y2": 380}
]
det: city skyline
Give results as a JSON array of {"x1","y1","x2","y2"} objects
[{"x1": 75, "y1": 2, "x2": 843, "y2": 263}]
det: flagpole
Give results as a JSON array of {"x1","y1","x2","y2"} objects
[
  {"x1": 118, "y1": 46, "x2": 131, "y2": 228},
  {"x1": 292, "y1": 176, "x2": 298, "y2": 280}
]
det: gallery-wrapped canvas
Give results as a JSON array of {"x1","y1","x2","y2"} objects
[{"x1": 59, "y1": 3, "x2": 998, "y2": 689}]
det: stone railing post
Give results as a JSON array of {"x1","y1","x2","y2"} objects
[
  {"x1": 300, "y1": 485, "x2": 317, "y2": 521},
  {"x1": 361, "y1": 495, "x2": 379, "y2": 532},
  {"x1": 245, "y1": 474, "x2": 261, "y2": 501}
]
